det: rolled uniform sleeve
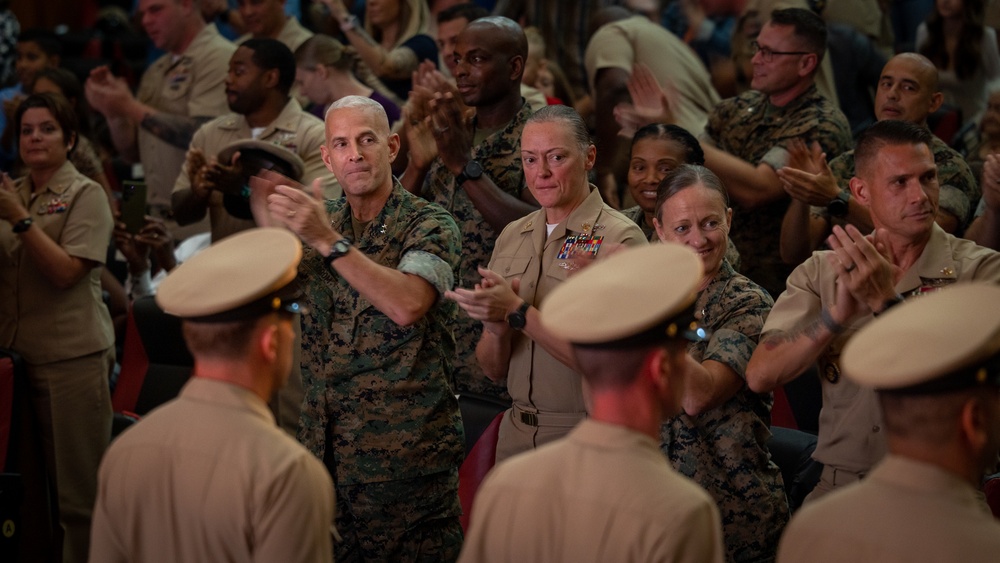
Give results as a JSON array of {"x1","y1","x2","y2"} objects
[
  {"x1": 398, "y1": 205, "x2": 461, "y2": 301},
  {"x1": 399, "y1": 250, "x2": 454, "y2": 299}
]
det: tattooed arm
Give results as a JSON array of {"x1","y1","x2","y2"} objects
[
  {"x1": 103, "y1": 111, "x2": 209, "y2": 162},
  {"x1": 139, "y1": 112, "x2": 213, "y2": 150},
  {"x1": 746, "y1": 246, "x2": 869, "y2": 393},
  {"x1": 85, "y1": 66, "x2": 211, "y2": 157},
  {"x1": 745, "y1": 314, "x2": 842, "y2": 393}
]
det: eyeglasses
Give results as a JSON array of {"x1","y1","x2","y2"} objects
[{"x1": 750, "y1": 41, "x2": 810, "y2": 63}]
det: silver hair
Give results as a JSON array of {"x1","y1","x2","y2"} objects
[{"x1": 325, "y1": 95, "x2": 389, "y2": 130}]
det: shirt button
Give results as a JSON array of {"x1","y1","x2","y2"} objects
[{"x1": 872, "y1": 425, "x2": 880, "y2": 433}]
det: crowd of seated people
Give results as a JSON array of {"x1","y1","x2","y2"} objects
[{"x1": 3, "y1": 1, "x2": 1000, "y2": 562}]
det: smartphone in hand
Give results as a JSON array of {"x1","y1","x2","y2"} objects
[{"x1": 120, "y1": 182, "x2": 148, "y2": 235}]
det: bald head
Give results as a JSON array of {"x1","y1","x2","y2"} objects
[
  {"x1": 452, "y1": 16, "x2": 526, "y2": 109},
  {"x1": 875, "y1": 53, "x2": 943, "y2": 125},
  {"x1": 461, "y1": 16, "x2": 528, "y2": 61},
  {"x1": 889, "y1": 53, "x2": 939, "y2": 93}
]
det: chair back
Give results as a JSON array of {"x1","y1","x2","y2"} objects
[
  {"x1": 458, "y1": 411, "x2": 504, "y2": 533},
  {"x1": 134, "y1": 295, "x2": 193, "y2": 414}
]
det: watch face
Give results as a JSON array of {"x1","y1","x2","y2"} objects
[
  {"x1": 465, "y1": 160, "x2": 484, "y2": 179},
  {"x1": 507, "y1": 311, "x2": 526, "y2": 330},
  {"x1": 828, "y1": 192, "x2": 849, "y2": 218},
  {"x1": 828, "y1": 200, "x2": 848, "y2": 217}
]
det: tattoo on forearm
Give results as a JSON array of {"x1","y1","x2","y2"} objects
[
  {"x1": 140, "y1": 113, "x2": 212, "y2": 150},
  {"x1": 762, "y1": 318, "x2": 826, "y2": 350}
]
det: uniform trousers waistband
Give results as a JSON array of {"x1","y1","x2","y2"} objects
[{"x1": 512, "y1": 403, "x2": 586, "y2": 428}]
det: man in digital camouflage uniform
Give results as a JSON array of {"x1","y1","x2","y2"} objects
[
  {"x1": 404, "y1": 16, "x2": 538, "y2": 401},
  {"x1": 698, "y1": 7, "x2": 852, "y2": 298},
  {"x1": 778, "y1": 52, "x2": 979, "y2": 264},
  {"x1": 255, "y1": 95, "x2": 464, "y2": 562}
]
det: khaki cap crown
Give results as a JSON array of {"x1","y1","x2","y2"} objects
[
  {"x1": 540, "y1": 243, "x2": 704, "y2": 346},
  {"x1": 157, "y1": 228, "x2": 303, "y2": 320}
]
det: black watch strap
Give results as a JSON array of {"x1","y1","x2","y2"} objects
[
  {"x1": 507, "y1": 300, "x2": 530, "y2": 330},
  {"x1": 323, "y1": 238, "x2": 353, "y2": 268},
  {"x1": 12, "y1": 217, "x2": 33, "y2": 233},
  {"x1": 827, "y1": 191, "x2": 850, "y2": 218},
  {"x1": 455, "y1": 159, "x2": 483, "y2": 187}
]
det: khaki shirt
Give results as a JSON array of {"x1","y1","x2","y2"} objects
[
  {"x1": 778, "y1": 455, "x2": 1000, "y2": 563},
  {"x1": 237, "y1": 16, "x2": 314, "y2": 53},
  {"x1": 0, "y1": 161, "x2": 113, "y2": 364},
  {"x1": 762, "y1": 224, "x2": 1000, "y2": 475},
  {"x1": 585, "y1": 15, "x2": 720, "y2": 135},
  {"x1": 90, "y1": 378, "x2": 335, "y2": 563},
  {"x1": 173, "y1": 98, "x2": 338, "y2": 242},
  {"x1": 137, "y1": 24, "x2": 235, "y2": 207},
  {"x1": 489, "y1": 188, "x2": 646, "y2": 460},
  {"x1": 460, "y1": 419, "x2": 725, "y2": 563}
]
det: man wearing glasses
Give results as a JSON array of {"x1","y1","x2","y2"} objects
[{"x1": 699, "y1": 7, "x2": 852, "y2": 299}]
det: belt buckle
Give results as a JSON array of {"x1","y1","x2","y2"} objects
[{"x1": 519, "y1": 411, "x2": 538, "y2": 426}]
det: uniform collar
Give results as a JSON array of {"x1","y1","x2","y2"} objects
[
  {"x1": 569, "y1": 418, "x2": 662, "y2": 453},
  {"x1": 217, "y1": 97, "x2": 304, "y2": 136},
  {"x1": 520, "y1": 186, "x2": 606, "y2": 239},
  {"x1": 334, "y1": 179, "x2": 406, "y2": 249},
  {"x1": 870, "y1": 454, "x2": 983, "y2": 505},
  {"x1": 19, "y1": 160, "x2": 78, "y2": 198},
  {"x1": 179, "y1": 377, "x2": 276, "y2": 425},
  {"x1": 471, "y1": 99, "x2": 531, "y2": 158},
  {"x1": 763, "y1": 83, "x2": 821, "y2": 116},
  {"x1": 895, "y1": 224, "x2": 959, "y2": 293},
  {"x1": 184, "y1": 23, "x2": 224, "y2": 57}
]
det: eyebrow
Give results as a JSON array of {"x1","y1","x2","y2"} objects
[
  {"x1": 881, "y1": 75, "x2": 920, "y2": 88},
  {"x1": 329, "y1": 129, "x2": 378, "y2": 142},
  {"x1": 522, "y1": 145, "x2": 570, "y2": 154}
]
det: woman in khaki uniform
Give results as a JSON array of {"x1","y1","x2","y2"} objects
[{"x1": 0, "y1": 93, "x2": 114, "y2": 563}]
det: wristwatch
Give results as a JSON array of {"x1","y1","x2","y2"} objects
[
  {"x1": 455, "y1": 160, "x2": 484, "y2": 187},
  {"x1": 507, "y1": 300, "x2": 530, "y2": 330},
  {"x1": 12, "y1": 217, "x2": 33, "y2": 233},
  {"x1": 827, "y1": 191, "x2": 850, "y2": 218},
  {"x1": 323, "y1": 238, "x2": 353, "y2": 268}
]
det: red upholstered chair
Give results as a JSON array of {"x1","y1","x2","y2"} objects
[
  {"x1": 771, "y1": 385, "x2": 798, "y2": 430},
  {"x1": 983, "y1": 475, "x2": 1000, "y2": 519},
  {"x1": 458, "y1": 411, "x2": 504, "y2": 532},
  {"x1": 112, "y1": 296, "x2": 193, "y2": 418},
  {"x1": 0, "y1": 349, "x2": 19, "y2": 472},
  {"x1": 113, "y1": 304, "x2": 149, "y2": 415}
]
